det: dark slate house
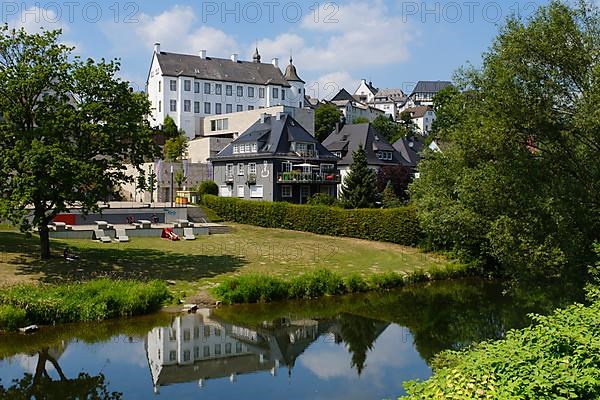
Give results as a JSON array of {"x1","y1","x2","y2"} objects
[
  {"x1": 409, "y1": 81, "x2": 452, "y2": 106},
  {"x1": 322, "y1": 123, "x2": 405, "y2": 190},
  {"x1": 210, "y1": 113, "x2": 340, "y2": 203}
]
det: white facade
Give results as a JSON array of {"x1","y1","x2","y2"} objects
[
  {"x1": 412, "y1": 109, "x2": 436, "y2": 135},
  {"x1": 335, "y1": 100, "x2": 384, "y2": 123},
  {"x1": 147, "y1": 46, "x2": 305, "y2": 139},
  {"x1": 370, "y1": 99, "x2": 398, "y2": 120},
  {"x1": 354, "y1": 79, "x2": 377, "y2": 103}
]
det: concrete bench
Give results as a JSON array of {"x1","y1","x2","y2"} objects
[
  {"x1": 137, "y1": 220, "x2": 151, "y2": 229},
  {"x1": 95, "y1": 220, "x2": 113, "y2": 230}
]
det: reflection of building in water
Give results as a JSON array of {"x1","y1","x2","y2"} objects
[{"x1": 146, "y1": 309, "x2": 331, "y2": 392}]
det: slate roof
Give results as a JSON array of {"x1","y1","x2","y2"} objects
[
  {"x1": 155, "y1": 52, "x2": 291, "y2": 87},
  {"x1": 330, "y1": 88, "x2": 356, "y2": 102},
  {"x1": 211, "y1": 114, "x2": 338, "y2": 162},
  {"x1": 393, "y1": 136, "x2": 425, "y2": 168},
  {"x1": 283, "y1": 58, "x2": 304, "y2": 83},
  {"x1": 375, "y1": 88, "x2": 405, "y2": 101},
  {"x1": 410, "y1": 81, "x2": 451, "y2": 96},
  {"x1": 322, "y1": 123, "x2": 402, "y2": 166},
  {"x1": 403, "y1": 105, "x2": 433, "y2": 119}
]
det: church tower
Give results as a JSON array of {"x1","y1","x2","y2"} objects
[{"x1": 283, "y1": 56, "x2": 305, "y2": 108}]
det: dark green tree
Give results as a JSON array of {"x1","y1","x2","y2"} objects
[
  {"x1": 315, "y1": 103, "x2": 342, "y2": 142},
  {"x1": 371, "y1": 115, "x2": 400, "y2": 143},
  {"x1": 352, "y1": 116, "x2": 369, "y2": 124},
  {"x1": 381, "y1": 181, "x2": 400, "y2": 208},
  {"x1": 162, "y1": 115, "x2": 179, "y2": 138},
  {"x1": 341, "y1": 145, "x2": 378, "y2": 208},
  {"x1": 410, "y1": 1, "x2": 600, "y2": 278},
  {"x1": 163, "y1": 134, "x2": 188, "y2": 162},
  {"x1": 0, "y1": 26, "x2": 157, "y2": 259},
  {"x1": 198, "y1": 180, "x2": 218, "y2": 197},
  {"x1": 174, "y1": 168, "x2": 187, "y2": 190}
]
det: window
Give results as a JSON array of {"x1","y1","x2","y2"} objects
[
  {"x1": 158, "y1": 81, "x2": 161, "y2": 92},
  {"x1": 210, "y1": 118, "x2": 228, "y2": 131},
  {"x1": 281, "y1": 88, "x2": 286, "y2": 100},
  {"x1": 219, "y1": 185, "x2": 231, "y2": 197},
  {"x1": 226, "y1": 85, "x2": 232, "y2": 96},
  {"x1": 250, "y1": 185, "x2": 263, "y2": 198},
  {"x1": 233, "y1": 145, "x2": 239, "y2": 154},
  {"x1": 194, "y1": 327, "x2": 200, "y2": 339},
  {"x1": 203, "y1": 345, "x2": 210, "y2": 357},
  {"x1": 204, "y1": 326, "x2": 211, "y2": 337},
  {"x1": 194, "y1": 82, "x2": 200, "y2": 93},
  {"x1": 204, "y1": 102, "x2": 211, "y2": 114},
  {"x1": 272, "y1": 87, "x2": 279, "y2": 99},
  {"x1": 248, "y1": 105, "x2": 254, "y2": 111},
  {"x1": 298, "y1": 88, "x2": 301, "y2": 94},
  {"x1": 183, "y1": 350, "x2": 191, "y2": 362},
  {"x1": 237, "y1": 105, "x2": 243, "y2": 112},
  {"x1": 248, "y1": 163, "x2": 256, "y2": 175},
  {"x1": 169, "y1": 328, "x2": 176, "y2": 341},
  {"x1": 169, "y1": 350, "x2": 177, "y2": 361},
  {"x1": 215, "y1": 103, "x2": 222, "y2": 115},
  {"x1": 170, "y1": 80, "x2": 177, "y2": 91},
  {"x1": 282, "y1": 161, "x2": 292, "y2": 172},
  {"x1": 320, "y1": 164, "x2": 335, "y2": 174},
  {"x1": 194, "y1": 346, "x2": 200, "y2": 360},
  {"x1": 215, "y1": 328, "x2": 221, "y2": 336},
  {"x1": 237, "y1": 185, "x2": 244, "y2": 197},
  {"x1": 183, "y1": 329, "x2": 191, "y2": 341},
  {"x1": 282, "y1": 185, "x2": 292, "y2": 198},
  {"x1": 237, "y1": 86, "x2": 243, "y2": 97},
  {"x1": 215, "y1": 84, "x2": 222, "y2": 95},
  {"x1": 184, "y1": 80, "x2": 191, "y2": 91},
  {"x1": 259, "y1": 87, "x2": 265, "y2": 98},
  {"x1": 170, "y1": 100, "x2": 177, "y2": 112},
  {"x1": 226, "y1": 104, "x2": 232, "y2": 113},
  {"x1": 184, "y1": 100, "x2": 191, "y2": 112},
  {"x1": 237, "y1": 163, "x2": 244, "y2": 176},
  {"x1": 194, "y1": 101, "x2": 200, "y2": 113},
  {"x1": 215, "y1": 344, "x2": 221, "y2": 355},
  {"x1": 236, "y1": 342, "x2": 243, "y2": 353},
  {"x1": 377, "y1": 151, "x2": 393, "y2": 160},
  {"x1": 204, "y1": 83, "x2": 211, "y2": 94},
  {"x1": 225, "y1": 343, "x2": 232, "y2": 354},
  {"x1": 226, "y1": 164, "x2": 234, "y2": 178},
  {"x1": 333, "y1": 151, "x2": 342, "y2": 158},
  {"x1": 158, "y1": 100, "x2": 162, "y2": 112},
  {"x1": 248, "y1": 87, "x2": 255, "y2": 97}
]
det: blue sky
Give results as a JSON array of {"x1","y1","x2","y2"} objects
[{"x1": 3, "y1": 0, "x2": 548, "y2": 98}]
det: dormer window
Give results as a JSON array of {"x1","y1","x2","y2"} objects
[
  {"x1": 333, "y1": 151, "x2": 342, "y2": 158},
  {"x1": 235, "y1": 143, "x2": 258, "y2": 154},
  {"x1": 292, "y1": 142, "x2": 316, "y2": 157},
  {"x1": 377, "y1": 151, "x2": 393, "y2": 161}
]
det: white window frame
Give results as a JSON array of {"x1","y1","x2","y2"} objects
[
  {"x1": 184, "y1": 80, "x2": 191, "y2": 91},
  {"x1": 281, "y1": 185, "x2": 292, "y2": 198},
  {"x1": 248, "y1": 87, "x2": 255, "y2": 97},
  {"x1": 170, "y1": 80, "x2": 177, "y2": 91},
  {"x1": 194, "y1": 82, "x2": 200, "y2": 93},
  {"x1": 215, "y1": 103, "x2": 222, "y2": 115},
  {"x1": 272, "y1": 87, "x2": 279, "y2": 99},
  {"x1": 225, "y1": 164, "x2": 234, "y2": 178},
  {"x1": 237, "y1": 104, "x2": 243, "y2": 112},
  {"x1": 237, "y1": 163, "x2": 244, "y2": 176},
  {"x1": 194, "y1": 101, "x2": 200, "y2": 114},
  {"x1": 183, "y1": 100, "x2": 191, "y2": 112},
  {"x1": 248, "y1": 162, "x2": 256, "y2": 175},
  {"x1": 259, "y1": 87, "x2": 265, "y2": 98},
  {"x1": 204, "y1": 83, "x2": 211, "y2": 94},
  {"x1": 250, "y1": 185, "x2": 263, "y2": 198},
  {"x1": 237, "y1": 86, "x2": 244, "y2": 97},
  {"x1": 219, "y1": 185, "x2": 232, "y2": 197},
  {"x1": 237, "y1": 185, "x2": 245, "y2": 198},
  {"x1": 215, "y1": 84, "x2": 222, "y2": 95},
  {"x1": 204, "y1": 102, "x2": 211, "y2": 114},
  {"x1": 233, "y1": 145, "x2": 239, "y2": 154},
  {"x1": 282, "y1": 161, "x2": 292, "y2": 172},
  {"x1": 170, "y1": 100, "x2": 177, "y2": 112},
  {"x1": 226, "y1": 104, "x2": 233, "y2": 114},
  {"x1": 226, "y1": 85, "x2": 233, "y2": 96}
]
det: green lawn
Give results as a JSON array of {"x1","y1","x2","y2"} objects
[{"x1": 0, "y1": 224, "x2": 452, "y2": 302}]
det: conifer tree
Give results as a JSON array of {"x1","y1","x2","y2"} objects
[{"x1": 341, "y1": 145, "x2": 378, "y2": 208}]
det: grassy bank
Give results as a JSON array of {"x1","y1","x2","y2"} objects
[
  {"x1": 213, "y1": 264, "x2": 471, "y2": 304},
  {"x1": 0, "y1": 224, "x2": 454, "y2": 303},
  {"x1": 0, "y1": 279, "x2": 170, "y2": 332},
  {"x1": 400, "y1": 295, "x2": 600, "y2": 399}
]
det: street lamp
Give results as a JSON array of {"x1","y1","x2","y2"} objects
[{"x1": 170, "y1": 165, "x2": 174, "y2": 207}]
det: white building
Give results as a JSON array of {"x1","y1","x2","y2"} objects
[
  {"x1": 354, "y1": 79, "x2": 378, "y2": 103},
  {"x1": 146, "y1": 44, "x2": 306, "y2": 139},
  {"x1": 403, "y1": 106, "x2": 436, "y2": 135},
  {"x1": 330, "y1": 89, "x2": 385, "y2": 123}
]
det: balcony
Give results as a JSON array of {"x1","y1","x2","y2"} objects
[{"x1": 277, "y1": 171, "x2": 341, "y2": 184}]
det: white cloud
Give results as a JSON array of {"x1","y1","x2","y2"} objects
[
  {"x1": 9, "y1": 6, "x2": 68, "y2": 34},
  {"x1": 307, "y1": 71, "x2": 360, "y2": 100},
  {"x1": 133, "y1": 5, "x2": 238, "y2": 56}
]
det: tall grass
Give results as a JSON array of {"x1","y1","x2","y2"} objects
[
  {"x1": 214, "y1": 265, "x2": 473, "y2": 305},
  {"x1": 0, "y1": 280, "x2": 170, "y2": 331}
]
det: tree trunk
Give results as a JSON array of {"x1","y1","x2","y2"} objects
[{"x1": 39, "y1": 224, "x2": 51, "y2": 260}]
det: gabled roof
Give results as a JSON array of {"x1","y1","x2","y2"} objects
[
  {"x1": 403, "y1": 105, "x2": 433, "y2": 119},
  {"x1": 393, "y1": 136, "x2": 425, "y2": 167},
  {"x1": 322, "y1": 123, "x2": 401, "y2": 166},
  {"x1": 410, "y1": 81, "x2": 451, "y2": 96},
  {"x1": 330, "y1": 88, "x2": 356, "y2": 102},
  {"x1": 212, "y1": 114, "x2": 338, "y2": 162},
  {"x1": 155, "y1": 52, "x2": 291, "y2": 87},
  {"x1": 375, "y1": 88, "x2": 405, "y2": 101}
]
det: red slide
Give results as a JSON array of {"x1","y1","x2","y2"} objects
[{"x1": 161, "y1": 228, "x2": 180, "y2": 241}]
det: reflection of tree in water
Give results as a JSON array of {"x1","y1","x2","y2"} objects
[
  {"x1": 336, "y1": 314, "x2": 389, "y2": 376},
  {"x1": 0, "y1": 346, "x2": 122, "y2": 400}
]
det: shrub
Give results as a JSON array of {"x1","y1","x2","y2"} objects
[
  {"x1": 202, "y1": 195, "x2": 422, "y2": 246},
  {"x1": 0, "y1": 305, "x2": 27, "y2": 331},
  {"x1": 197, "y1": 180, "x2": 219, "y2": 198},
  {"x1": 401, "y1": 299, "x2": 600, "y2": 399},
  {"x1": 213, "y1": 275, "x2": 288, "y2": 304},
  {"x1": 288, "y1": 269, "x2": 345, "y2": 299},
  {"x1": 0, "y1": 280, "x2": 170, "y2": 331},
  {"x1": 369, "y1": 272, "x2": 405, "y2": 290},
  {"x1": 306, "y1": 193, "x2": 339, "y2": 206},
  {"x1": 345, "y1": 274, "x2": 369, "y2": 293}
]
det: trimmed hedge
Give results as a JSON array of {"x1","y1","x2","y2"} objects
[{"x1": 202, "y1": 195, "x2": 422, "y2": 246}]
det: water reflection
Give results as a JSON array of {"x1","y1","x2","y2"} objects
[{"x1": 146, "y1": 310, "x2": 391, "y2": 392}]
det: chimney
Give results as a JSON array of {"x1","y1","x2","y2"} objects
[
  {"x1": 153, "y1": 42, "x2": 161, "y2": 54},
  {"x1": 276, "y1": 112, "x2": 285, "y2": 121},
  {"x1": 199, "y1": 50, "x2": 207, "y2": 59},
  {"x1": 260, "y1": 113, "x2": 268, "y2": 123},
  {"x1": 272, "y1": 58, "x2": 279, "y2": 67},
  {"x1": 231, "y1": 53, "x2": 238, "y2": 62}
]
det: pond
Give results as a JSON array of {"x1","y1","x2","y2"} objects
[{"x1": 0, "y1": 279, "x2": 584, "y2": 400}]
